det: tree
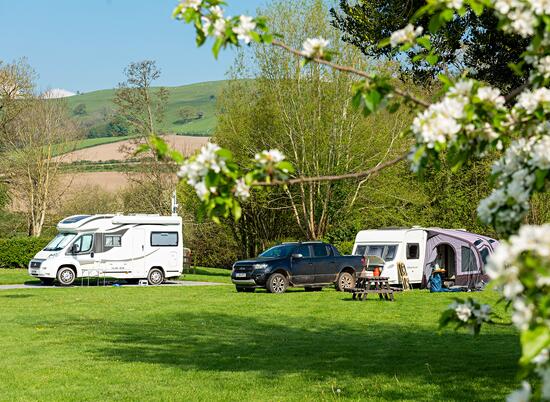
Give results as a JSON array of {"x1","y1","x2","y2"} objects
[
  {"x1": 176, "y1": 106, "x2": 197, "y2": 124},
  {"x1": 1, "y1": 98, "x2": 79, "y2": 237},
  {"x1": 171, "y1": 2, "x2": 550, "y2": 397},
  {"x1": 330, "y1": 0, "x2": 530, "y2": 90},
  {"x1": 114, "y1": 60, "x2": 175, "y2": 214},
  {"x1": 0, "y1": 59, "x2": 36, "y2": 146},
  {"x1": 72, "y1": 103, "x2": 87, "y2": 116},
  {"x1": 215, "y1": 0, "x2": 412, "y2": 240}
]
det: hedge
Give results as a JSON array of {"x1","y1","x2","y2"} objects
[{"x1": 0, "y1": 237, "x2": 50, "y2": 268}]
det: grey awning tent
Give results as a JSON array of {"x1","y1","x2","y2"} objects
[{"x1": 421, "y1": 228, "x2": 499, "y2": 289}]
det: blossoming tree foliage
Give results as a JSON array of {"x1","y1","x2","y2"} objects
[{"x1": 166, "y1": 0, "x2": 549, "y2": 398}]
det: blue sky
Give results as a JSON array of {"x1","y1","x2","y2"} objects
[{"x1": 0, "y1": 0, "x2": 266, "y2": 93}]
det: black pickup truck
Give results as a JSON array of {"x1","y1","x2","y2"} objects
[{"x1": 231, "y1": 241, "x2": 365, "y2": 293}]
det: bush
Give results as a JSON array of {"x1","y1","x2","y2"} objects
[{"x1": 0, "y1": 237, "x2": 50, "y2": 268}]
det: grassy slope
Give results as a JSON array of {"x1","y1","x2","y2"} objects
[
  {"x1": 0, "y1": 268, "x2": 519, "y2": 401},
  {"x1": 66, "y1": 80, "x2": 224, "y2": 136}
]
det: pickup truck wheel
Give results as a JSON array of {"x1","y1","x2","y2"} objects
[
  {"x1": 57, "y1": 267, "x2": 76, "y2": 286},
  {"x1": 336, "y1": 272, "x2": 355, "y2": 292},
  {"x1": 236, "y1": 286, "x2": 255, "y2": 293},
  {"x1": 267, "y1": 273, "x2": 288, "y2": 294}
]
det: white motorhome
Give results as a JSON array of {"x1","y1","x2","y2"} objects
[
  {"x1": 28, "y1": 214, "x2": 183, "y2": 286},
  {"x1": 353, "y1": 227, "x2": 498, "y2": 287}
]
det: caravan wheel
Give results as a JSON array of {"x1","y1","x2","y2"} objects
[{"x1": 148, "y1": 268, "x2": 164, "y2": 285}]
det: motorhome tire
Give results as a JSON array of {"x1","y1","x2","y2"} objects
[
  {"x1": 57, "y1": 267, "x2": 76, "y2": 286},
  {"x1": 336, "y1": 272, "x2": 355, "y2": 292},
  {"x1": 266, "y1": 273, "x2": 288, "y2": 294},
  {"x1": 148, "y1": 268, "x2": 164, "y2": 285},
  {"x1": 40, "y1": 278, "x2": 55, "y2": 286}
]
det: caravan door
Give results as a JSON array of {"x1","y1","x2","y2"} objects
[
  {"x1": 404, "y1": 231, "x2": 427, "y2": 283},
  {"x1": 131, "y1": 229, "x2": 146, "y2": 275}
]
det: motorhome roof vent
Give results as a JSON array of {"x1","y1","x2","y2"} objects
[{"x1": 61, "y1": 215, "x2": 91, "y2": 224}]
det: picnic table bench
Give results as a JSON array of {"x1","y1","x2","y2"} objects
[{"x1": 345, "y1": 276, "x2": 395, "y2": 301}]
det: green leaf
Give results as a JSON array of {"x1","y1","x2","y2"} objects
[
  {"x1": 429, "y1": 14, "x2": 442, "y2": 33},
  {"x1": 416, "y1": 37, "x2": 432, "y2": 50},
  {"x1": 520, "y1": 325, "x2": 550, "y2": 366},
  {"x1": 426, "y1": 54, "x2": 439, "y2": 66},
  {"x1": 232, "y1": 201, "x2": 242, "y2": 221},
  {"x1": 535, "y1": 169, "x2": 548, "y2": 191},
  {"x1": 377, "y1": 37, "x2": 391, "y2": 48},
  {"x1": 470, "y1": 1, "x2": 485, "y2": 16},
  {"x1": 212, "y1": 37, "x2": 223, "y2": 59},
  {"x1": 441, "y1": 9, "x2": 454, "y2": 22},
  {"x1": 276, "y1": 160, "x2": 295, "y2": 174},
  {"x1": 216, "y1": 148, "x2": 233, "y2": 161}
]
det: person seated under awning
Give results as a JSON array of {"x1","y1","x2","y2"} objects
[{"x1": 428, "y1": 251, "x2": 463, "y2": 292}]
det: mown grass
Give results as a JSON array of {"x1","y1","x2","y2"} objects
[
  {"x1": 0, "y1": 267, "x2": 231, "y2": 286},
  {"x1": 0, "y1": 266, "x2": 520, "y2": 401}
]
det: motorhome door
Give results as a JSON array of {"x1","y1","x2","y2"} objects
[{"x1": 131, "y1": 229, "x2": 146, "y2": 272}]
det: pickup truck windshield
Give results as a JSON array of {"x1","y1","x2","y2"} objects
[
  {"x1": 44, "y1": 233, "x2": 76, "y2": 251},
  {"x1": 259, "y1": 244, "x2": 296, "y2": 258}
]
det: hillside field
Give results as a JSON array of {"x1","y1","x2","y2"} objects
[{"x1": 66, "y1": 80, "x2": 225, "y2": 136}]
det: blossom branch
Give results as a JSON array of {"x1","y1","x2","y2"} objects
[
  {"x1": 253, "y1": 154, "x2": 407, "y2": 186},
  {"x1": 270, "y1": 40, "x2": 431, "y2": 108}
]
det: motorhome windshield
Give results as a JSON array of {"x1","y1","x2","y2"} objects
[
  {"x1": 354, "y1": 244, "x2": 398, "y2": 262},
  {"x1": 259, "y1": 244, "x2": 296, "y2": 258},
  {"x1": 44, "y1": 233, "x2": 76, "y2": 251}
]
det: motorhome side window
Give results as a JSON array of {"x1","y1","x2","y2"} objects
[
  {"x1": 151, "y1": 232, "x2": 178, "y2": 247},
  {"x1": 73, "y1": 234, "x2": 93, "y2": 253},
  {"x1": 105, "y1": 235, "x2": 121, "y2": 247},
  {"x1": 406, "y1": 243, "x2": 419, "y2": 259}
]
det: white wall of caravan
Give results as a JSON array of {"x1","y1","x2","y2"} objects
[{"x1": 352, "y1": 229, "x2": 427, "y2": 285}]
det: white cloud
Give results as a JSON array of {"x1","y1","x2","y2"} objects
[{"x1": 43, "y1": 88, "x2": 76, "y2": 99}]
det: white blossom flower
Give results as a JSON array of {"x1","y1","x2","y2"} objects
[
  {"x1": 213, "y1": 18, "x2": 227, "y2": 37},
  {"x1": 477, "y1": 86, "x2": 505, "y2": 107},
  {"x1": 210, "y1": 5, "x2": 223, "y2": 18},
  {"x1": 445, "y1": 0, "x2": 464, "y2": 9},
  {"x1": 233, "y1": 15, "x2": 256, "y2": 44},
  {"x1": 194, "y1": 181, "x2": 209, "y2": 200},
  {"x1": 201, "y1": 16, "x2": 212, "y2": 35},
  {"x1": 455, "y1": 303, "x2": 472, "y2": 322},
  {"x1": 511, "y1": 298, "x2": 533, "y2": 330},
  {"x1": 302, "y1": 37, "x2": 330, "y2": 58},
  {"x1": 255, "y1": 149, "x2": 285, "y2": 164},
  {"x1": 533, "y1": 349, "x2": 549, "y2": 366},
  {"x1": 390, "y1": 24, "x2": 423, "y2": 48},
  {"x1": 180, "y1": 0, "x2": 202, "y2": 12},
  {"x1": 536, "y1": 55, "x2": 550, "y2": 78},
  {"x1": 235, "y1": 178, "x2": 250, "y2": 200},
  {"x1": 506, "y1": 381, "x2": 531, "y2": 402},
  {"x1": 473, "y1": 304, "x2": 492, "y2": 323}
]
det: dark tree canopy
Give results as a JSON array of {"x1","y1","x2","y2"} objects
[{"x1": 330, "y1": 0, "x2": 529, "y2": 91}]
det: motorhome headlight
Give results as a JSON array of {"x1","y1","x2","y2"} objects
[{"x1": 253, "y1": 263, "x2": 269, "y2": 270}]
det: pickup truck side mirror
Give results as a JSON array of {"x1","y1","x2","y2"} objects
[{"x1": 291, "y1": 253, "x2": 303, "y2": 259}]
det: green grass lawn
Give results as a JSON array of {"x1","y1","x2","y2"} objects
[
  {"x1": 0, "y1": 267, "x2": 231, "y2": 286},
  {"x1": 0, "y1": 267, "x2": 520, "y2": 401}
]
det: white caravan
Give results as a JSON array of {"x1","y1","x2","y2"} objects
[
  {"x1": 28, "y1": 214, "x2": 183, "y2": 286},
  {"x1": 352, "y1": 227, "x2": 498, "y2": 286}
]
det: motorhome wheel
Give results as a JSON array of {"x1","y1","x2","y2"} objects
[
  {"x1": 148, "y1": 268, "x2": 164, "y2": 285},
  {"x1": 57, "y1": 267, "x2": 76, "y2": 286}
]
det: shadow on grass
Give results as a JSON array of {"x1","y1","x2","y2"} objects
[
  {"x1": 92, "y1": 311, "x2": 519, "y2": 400},
  {"x1": 1, "y1": 294, "x2": 34, "y2": 298}
]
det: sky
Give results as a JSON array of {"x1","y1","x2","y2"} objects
[{"x1": 0, "y1": 0, "x2": 267, "y2": 93}]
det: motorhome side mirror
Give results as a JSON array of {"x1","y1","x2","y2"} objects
[
  {"x1": 71, "y1": 244, "x2": 80, "y2": 254},
  {"x1": 292, "y1": 253, "x2": 303, "y2": 259}
]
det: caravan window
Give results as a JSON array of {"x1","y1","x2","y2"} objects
[
  {"x1": 461, "y1": 246, "x2": 478, "y2": 272},
  {"x1": 407, "y1": 243, "x2": 419, "y2": 260},
  {"x1": 151, "y1": 232, "x2": 178, "y2": 247},
  {"x1": 105, "y1": 235, "x2": 122, "y2": 247},
  {"x1": 354, "y1": 244, "x2": 397, "y2": 262}
]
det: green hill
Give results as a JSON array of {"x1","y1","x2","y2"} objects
[{"x1": 66, "y1": 80, "x2": 225, "y2": 136}]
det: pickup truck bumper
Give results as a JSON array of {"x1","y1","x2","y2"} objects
[{"x1": 231, "y1": 271, "x2": 268, "y2": 287}]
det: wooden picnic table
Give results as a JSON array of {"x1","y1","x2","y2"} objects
[{"x1": 345, "y1": 276, "x2": 394, "y2": 301}]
